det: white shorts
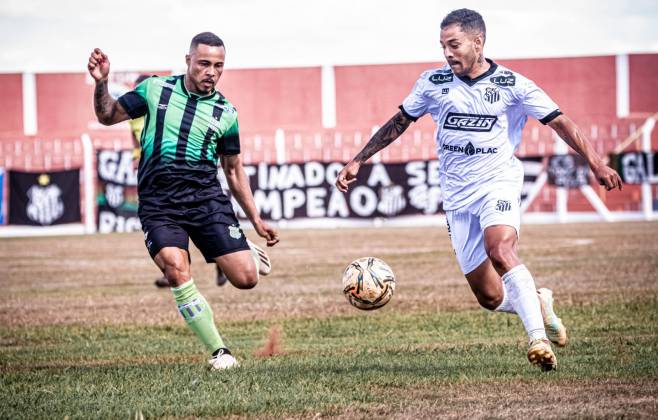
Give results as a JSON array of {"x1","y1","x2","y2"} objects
[{"x1": 445, "y1": 188, "x2": 521, "y2": 275}]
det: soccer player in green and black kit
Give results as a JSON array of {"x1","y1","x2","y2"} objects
[{"x1": 88, "y1": 32, "x2": 279, "y2": 370}]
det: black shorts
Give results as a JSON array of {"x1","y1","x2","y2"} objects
[{"x1": 141, "y1": 209, "x2": 250, "y2": 263}]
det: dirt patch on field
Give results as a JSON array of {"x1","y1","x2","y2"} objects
[
  {"x1": 1, "y1": 222, "x2": 657, "y2": 327},
  {"x1": 318, "y1": 378, "x2": 658, "y2": 419}
]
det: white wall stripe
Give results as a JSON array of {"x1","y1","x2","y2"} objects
[
  {"x1": 321, "y1": 65, "x2": 336, "y2": 128},
  {"x1": 22, "y1": 72, "x2": 38, "y2": 135},
  {"x1": 275, "y1": 128, "x2": 286, "y2": 164},
  {"x1": 81, "y1": 133, "x2": 96, "y2": 233},
  {"x1": 615, "y1": 54, "x2": 629, "y2": 118}
]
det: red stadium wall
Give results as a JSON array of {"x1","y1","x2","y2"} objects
[
  {"x1": 0, "y1": 74, "x2": 24, "y2": 136},
  {"x1": 335, "y1": 55, "x2": 620, "y2": 131},
  {"x1": 496, "y1": 56, "x2": 617, "y2": 122},
  {"x1": 629, "y1": 53, "x2": 658, "y2": 114},
  {"x1": 35, "y1": 71, "x2": 172, "y2": 138},
  {"x1": 4, "y1": 54, "x2": 652, "y2": 138},
  {"x1": 36, "y1": 73, "x2": 96, "y2": 135},
  {"x1": 334, "y1": 62, "x2": 437, "y2": 132},
  {"x1": 1, "y1": 54, "x2": 657, "y2": 221},
  {"x1": 220, "y1": 67, "x2": 322, "y2": 131}
]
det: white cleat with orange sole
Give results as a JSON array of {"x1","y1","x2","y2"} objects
[
  {"x1": 538, "y1": 288, "x2": 568, "y2": 347},
  {"x1": 527, "y1": 338, "x2": 557, "y2": 371}
]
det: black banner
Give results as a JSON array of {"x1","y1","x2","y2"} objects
[
  {"x1": 96, "y1": 150, "x2": 141, "y2": 233},
  {"x1": 93, "y1": 152, "x2": 548, "y2": 225},
  {"x1": 8, "y1": 169, "x2": 80, "y2": 226},
  {"x1": 246, "y1": 161, "x2": 440, "y2": 219},
  {"x1": 547, "y1": 154, "x2": 590, "y2": 188},
  {"x1": 240, "y1": 158, "x2": 546, "y2": 221},
  {"x1": 610, "y1": 151, "x2": 658, "y2": 184}
]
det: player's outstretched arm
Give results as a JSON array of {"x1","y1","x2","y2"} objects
[
  {"x1": 335, "y1": 111, "x2": 413, "y2": 192},
  {"x1": 87, "y1": 48, "x2": 130, "y2": 126},
  {"x1": 548, "y1": 114, "x2": 622, "y2": 191},
  {"x1": 221, "y1": 154, "x2": 279, "y2": 247}
]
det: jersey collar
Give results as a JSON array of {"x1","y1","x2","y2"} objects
[
  {"x1": 180, "y1": 75, "x2": 219, "y2": 100},
  {"x1": 456, "y1": 58, "x2": 498, "y2": 87}
]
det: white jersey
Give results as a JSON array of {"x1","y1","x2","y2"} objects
[{"x1": 401, "y1": 60, "x2": 561, "y2": 210}]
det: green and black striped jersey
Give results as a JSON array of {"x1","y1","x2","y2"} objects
[{"x1": 118, "y1": 75, "x2": 239, "y2": 210}]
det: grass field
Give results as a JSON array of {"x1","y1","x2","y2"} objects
[{"x1": 1, "y1": 221, "x2": 657, "y2": 418}]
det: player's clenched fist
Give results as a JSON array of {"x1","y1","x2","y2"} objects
[{"x1": 88, "y1": 48, "x2": 110, "y2": 82}]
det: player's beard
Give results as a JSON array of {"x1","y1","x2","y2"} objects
[
  {"x1": 451, "y1": 62, "x2": 470, "y2": 77},
  {"x1": 451, "y1": 54, "x2": 478, "y2": 78},
  {"x1": 196, "y1": 78, "x2": 215, "y2": 94}
]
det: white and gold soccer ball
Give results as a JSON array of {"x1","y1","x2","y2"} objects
[{"x1": 342, "y1": 257, "x2": 396, "y2": 310}]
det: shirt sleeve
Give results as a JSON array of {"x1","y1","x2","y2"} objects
[
  {"x1": 218, "y1": 116, "x2": 240, "y2": 155},
  {"x1": 400, "y1": 72, "x2": 431, "y2": 121},
  {"x1": 518, "y1": 76, "x2": 562, "y2": 125},
  {"x1": 117, "y1": 78, "x2": 150, "y2": 119}
]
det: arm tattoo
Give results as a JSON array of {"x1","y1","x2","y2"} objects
[
  {"x1": 94, "y1": 80, "x2": 116, "y2": 124},
  {"x1": 354, "y1": 112, "x2": 411, "y2": 163}
]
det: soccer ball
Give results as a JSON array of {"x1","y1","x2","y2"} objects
[{"x1": 342, "y1": 257, "x2": 396, "y2": 310}]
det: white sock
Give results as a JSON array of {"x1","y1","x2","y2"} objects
[
  {"x1": 501, "y1": 265, "x2": 546, "y2": 341},
  {"x1": 494, "y1": 285, "x2": 516, "y2": 313}
]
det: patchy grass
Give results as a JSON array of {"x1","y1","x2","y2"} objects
[
  {"x1": 1, "y1": 298, "x2": 657, "y2": 418},
  {"x1": 1, "y1": 222, "x2": 657, "y2": 418}
]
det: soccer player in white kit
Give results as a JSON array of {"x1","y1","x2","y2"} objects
[{"x1": 336, "y1": 8, "x2": 622, "y2": 371}]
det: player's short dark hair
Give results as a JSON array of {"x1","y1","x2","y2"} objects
[
  {"x1": 441, "y1": 8, "x2": 486, "y2": 43},
  {"x1": 190, "y1": 32, "x2": 224, "y2": 50}
]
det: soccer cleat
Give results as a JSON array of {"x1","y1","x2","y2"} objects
[
  {"x1": 208, "y1": 348, "x2": 239, "y2": 370},
  {"x1": 247, "y1": 239, "x2": 272, "y2": 276},
  {"x1": 527, "y1": 338, "x2": 557, "y2": 371},
  {"x1": 216, "y1": 266, "x2": 228, "y2": 287},
  {"x1": 538, "y1": 288, "x2": 568, "y2": 347},
  {"x1": 154, "y1": 276, "x2": 169, "y2": 288}
]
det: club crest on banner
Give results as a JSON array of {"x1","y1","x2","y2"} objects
[
  {"x1": 26, "y1": 174, "x2": 65, "y2": 225},
  {"x1": 8, "y1": 169, "x2": 81, "y2": 226}
]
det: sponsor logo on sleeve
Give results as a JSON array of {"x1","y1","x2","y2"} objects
[
  {"x1": 429, "y1": 71, "x2": 453, "y2": 85},
  {"x1": 217, "y1": 103, "x2": 235, "y2": 114},
  {"x1": 490, "y1": 74, "x2": 516, "y2": 87},
  {"x1": 442, "y1": 112, "x2": 498, "y2": 132}
]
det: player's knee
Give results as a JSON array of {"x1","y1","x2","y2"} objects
[
  {"x1": 473, "y1": 288, "x2": 503, "y2": 311},
  {"x1": 486, "y1": 243, "x2": 518, "y2": 273},
  {"x1": 476, "y1": 292, "x2": 503, "y2": 310},
  {"x1": 162, "y1": 256, "x2": 189, "y2": 284},
  {"x1": 230, "y1": 271, "x2": 258, "y2": 289}
]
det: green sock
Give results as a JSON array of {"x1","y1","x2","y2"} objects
[{"x1": 171, "y1": 279, "x2": 225, "y2": 353}]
